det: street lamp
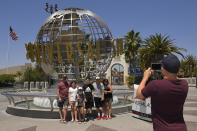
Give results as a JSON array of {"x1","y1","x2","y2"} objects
[
  {"x1": 28, "y1": 66, "x2": 30, "y2": 91},
  {"x1": 196, "y1": 68, "x2": 197, "y2": 88},
  {"x1": 55, "y1": 4, "x2": 58, "y2": 11},
  {"x1": 190, "y1": 65, "x2": 193, "y2": 78},
  {"x1": 44, "y1": 2, "x2": 58, "y2": 14}
]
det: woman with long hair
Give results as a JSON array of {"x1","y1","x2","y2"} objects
[{"x1": 102, "y1": 79, "x2": 113, "y2": 119}]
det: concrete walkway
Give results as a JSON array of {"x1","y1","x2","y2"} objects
[{"x1": 0, "y1": 86, "x2": 197, "y2": 131}]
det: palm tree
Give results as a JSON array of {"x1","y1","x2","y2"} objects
[
  {"x1": 139, "y1": 33, "x2": 186, "y2": 68},
  {"x1": 124, "y1": 29, "x2": 142, "y2": 75},
  {"x1": 181, "y1": 55, "x2": 197, "y2": 77},
  {"x1": 16, "y1": 71, "x2": 23, "y2": 81}
]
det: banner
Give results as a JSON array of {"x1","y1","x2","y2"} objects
[
  {"x1": 46, "y1": 42, "x2": 54, "y2": 64},
  {"x1": 41, "y1": 43, "x2": 46, "y2": 63},
  {"x1": 56, "y1": 42, "x2": 62, "y2": 64},
  {"x1": 66, "y1": 42, "x2": 74, "y2": 63},
  {"x1": 25, "y1": 43, "x2": 30, "y2": 60},
  {"x1": 116, "y1": 38, "x2": 123, "y2": 56},
  {"x1": 96, "y1": 39, "x2": 101, "y2": 61},
  {"x1": 34, "y1": 43, "x2": 41, "y2": 64},
  {"x1": 111, "y1": 39, "x2": 116, "y2": 57},
  {"x1": 131, "y1": 84, "x2": 152, "y2": 121},
  {"x1": 86, "y1": 41, "x2": 95, "y2": 61},
  {"x1": 77, "y1": 42, "x2": 84, "y2": 63},
  {"x1": 29, "y1": 43, "x2": 35, "y2": 62},
  {"x1": 24, "y1": 38, "x2": 125, "y2": 64}
]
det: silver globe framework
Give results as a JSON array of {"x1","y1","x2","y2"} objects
[{"x1": 36, "y1": 8, "x2": 113, "y2": 81}]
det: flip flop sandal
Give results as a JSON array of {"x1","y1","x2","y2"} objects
[
  {"x1": 63, "y1": 120, "x2": 67, "y2": 124},
  {"x1": 59, "y1": 120, "x2": 63, "y2": 123}
]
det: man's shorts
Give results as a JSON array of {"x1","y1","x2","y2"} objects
[
  {"x1": 58, "y1": 98, "x2": 69, "y2": 108},
  {"x1": 85, "y1": 97, "x2": 94, "y2": 109},
  {"x1": 94, "y1": 97, "x2": 103, "y2": 108}
]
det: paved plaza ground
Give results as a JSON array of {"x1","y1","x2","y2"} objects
[{"x1": 0, "y1": 86, "x2": 197, "y2": 131}]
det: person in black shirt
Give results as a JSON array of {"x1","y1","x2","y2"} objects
[
  {"x1": 83, "y1": 77, "x2": 94, "y2": 121},
  {"x1": 102, "y1": 79, "x2": 113, "y2": 119}
]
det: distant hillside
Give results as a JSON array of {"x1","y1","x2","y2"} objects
[{"x1": 0, "y1": 63, "x2": 32, "y2": 75}]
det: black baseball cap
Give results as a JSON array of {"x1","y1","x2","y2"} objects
[{"x1": 160, "y1": 55, "x2": 180, "y2": 74}]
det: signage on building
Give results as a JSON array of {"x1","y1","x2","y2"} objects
[{"x1": 130, "y1": 67, "x2": 141, "y2": 74}]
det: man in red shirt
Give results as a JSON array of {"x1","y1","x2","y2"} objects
[
  {"x1": 57, "y1": 75, "x2": 70, "y2": 123},
  {"x1": 136, "y1": 55, "x2": 188, "y2": 131}
]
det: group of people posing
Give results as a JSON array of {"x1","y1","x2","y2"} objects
[{"x1": 57, "y1": 75, "x2": 113, "y2": 124}]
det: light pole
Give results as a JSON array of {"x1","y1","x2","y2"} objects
[
  {"x1": 45, "y1": 3, "x2": 58, "y2": 14},
  {"x1": 196, "y1": 68, "x2": 197, "y2": 88},
  {"x1": 190, "y1": 65, "x2": 193, "y2": 78},
  {"x1": 28, "y1": 66, "x2": 30, "y2": 91}
]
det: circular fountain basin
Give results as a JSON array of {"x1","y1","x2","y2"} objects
[{"x1": 1, "y1": 89, "x2": 133, "y2": 119}]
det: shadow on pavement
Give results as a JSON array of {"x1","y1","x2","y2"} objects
[
  {"x1": 17, "y1": 126, "x2": 37, "y2": 131},
  {"x1": 86, "y1": 124, "x2": 116, "y2": 131}
]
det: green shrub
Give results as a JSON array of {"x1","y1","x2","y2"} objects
[
  {"x1": 22, "y1": 66, "x2": 48, "y2": 82},
  {"x1": 126, "y1": 75, "x2": 135, "y2": 86},
  {"x1": 0, "y1": 74, "x2": 15, "y2": 87}
]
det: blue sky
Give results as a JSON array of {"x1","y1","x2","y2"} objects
[{"x1": 0, "y1": 0, "x2": 197, "y2": 69}]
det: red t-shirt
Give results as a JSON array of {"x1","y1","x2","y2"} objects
[
  {"x1": 142, "y1": 79, "x2": 188, "y2": 131},
  {"x1": 57, "y1": 81, "x2": 70, "y2": 98}
]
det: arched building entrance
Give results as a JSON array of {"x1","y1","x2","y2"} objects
[
  {"x1": 111, "y1": 64, "x2": 124, "y2": 85},
  {"x1": 105, "y1": 55, "x2": 129, "y2": 85}
]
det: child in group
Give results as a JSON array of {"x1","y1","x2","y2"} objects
[
  {"x1": 77, "y1": 87, "x2": 86, "y2": 123},
  {"x1": 83, "y1": 77, "x2": 94, "y2": 121},
  {"x1": 68, "y1": 81, "x2": 78, "y2": 122}
]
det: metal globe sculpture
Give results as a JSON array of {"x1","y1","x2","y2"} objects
[{"x1": 35, "y1": 8, "x2": 113, "y2": 81}]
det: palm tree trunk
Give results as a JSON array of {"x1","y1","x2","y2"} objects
[
  {"x1": 129, "y1": 61, "x2": 132, "y2": 75},
  {"x1": 130, "y1": 58, "x2": 136, "y2": 76},
  {"x1": 133, "y1": 61, "x2": 136, "y2": 76}
]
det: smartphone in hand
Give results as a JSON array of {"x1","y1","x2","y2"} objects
[{"x1": 151, "y1": 63, "x2": 161, "y2": 70}]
